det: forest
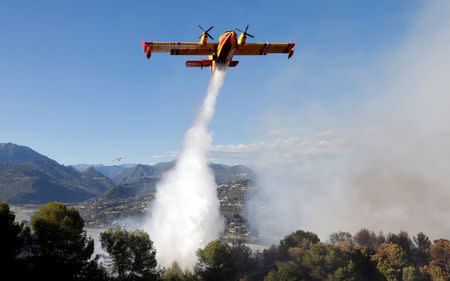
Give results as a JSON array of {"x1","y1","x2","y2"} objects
[{"x1": 1, "y1": 201, "x2": 449, "y2": 281}]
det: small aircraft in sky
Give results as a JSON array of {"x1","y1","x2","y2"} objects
[
  {"x1": 112, "y1": 157, "x2": 126, "y2": 162},
  {"x1": 142, "y1": 25, "x2": 295, "y2": 73}
]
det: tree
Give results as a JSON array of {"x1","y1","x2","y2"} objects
[
  {"x1": 402, "y1": 266, "x2": 422, "y2": 281},
  {"x1": 0, "y1": 202, "x2": 26, "y2": 275},
  {"x1": 429, "y1": 239, "x2": 450, "y2": 276},
  {"x1": 386, "y1": 231, "x2": 414, "y2": 263},
  {"x1": 353, "y1": 229, "x2": 378, "y2": 252},
  {"x1": 278, "y1": 230, "x2": 320, "y2": 260},
  {"x1": 329, "y1": 231, "x2": 354, "y2": 246},
  {"x1": 230, "y1": 241, "x2": 255, "y2": 280},
  {"x1": 161, "y1": 262, "x2": 197, "y2": 281},
  {"x1": 30, "y1": 202, "x2": 97, "y2": 281},
  {"x1": 197, "y1": 240, "x2": 235, "y2": 281},
  {"x1": 100, "y1": 226, "x2": 159, "y2": 280},
  {"x1": 420, "y1": 265, "x2": 448, "y2": 281},
  {"x1": 264, "y1": 260, "x2": 305, "y2": 281},
  {"x1": 252, "y1": 245, "x2": 279, "y2": 281},
  {"x1": 371, "y1": 243, "x2": 407, "y2": 281},
  {"x1": 264, "y1": 242, "x2": 370, "y2": 281},
  {"x1": 413, "y1": 232, "x2": 431, "y2": 266}
]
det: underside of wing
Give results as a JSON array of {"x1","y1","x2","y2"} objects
[
  {"x1": 235, "y1": 42, "x2": 295, "y2": 56},
  {"x1": 142, "y1": 40, "x2": 217, "y2": 57}
]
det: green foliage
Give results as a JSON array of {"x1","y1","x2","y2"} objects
[
  {"x1": 387, "y1": 231, "x2": 414, "y2": 264},
  {"x1": 0, "y1": 202, "x2": 24, "y2": 261},
  {"x1": 420, "y1": 265, "x2": 449, "y2": 281},
  {"x1": 197, "y1": 240, "x2": 235, "y2": 281},
  {"x1": 29, "y1": 202, "x2": 97, "y2": 281},
  {"x1": 265, "y1": 241, "x2": 372, "y2": 281},
  {"x1": 413, "y1": 232, "x2": 431, "y2": 266},
  {"x1": 430, "y1": 239, "x2": 450, "y2": 275},
  {"x1": 329, "y1": 231, "x2": 354, "y2": 246},
  {"x1": 264, "y1": 261, "x2": 305, "y2": 281},
  {"x1": 3, "y1": 207, "x2": 449, "y2": 281},
  {"x1": 231, "y1": 241, "x2": 255, "y2": 280},
  {"x1": 162, "y1": 262, "x2": 197, "y2": 281},
  {"x1": 353, "y1": 228, "x2": 385, "y2": 252},
  {"x1": 402, "y1": 266, "x2": 422, "y2": 281},
  {"x1": 100, "y1": 226, "x2": 159, "y2": 280},
  {"x1": 278, "y1": 230, "x2": 320, "y2": 260},
  {"x1": 0, "y1": 201, "x2": 27, "y2": 277},
  {"x1": 371, "y1": 243, "x2": 407, "y2": 281}
]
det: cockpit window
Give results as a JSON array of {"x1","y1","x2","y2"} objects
[{"x1": 221, "y1": 30, "x2": 234, "y2": 36}]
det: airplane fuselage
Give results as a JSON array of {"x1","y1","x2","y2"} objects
[
  {"x1": 216, "y1": 31, "x2": 237, "y2": 64},
  {"x1": 209, "y1": 30, "x2": 238, "y2": 73}
]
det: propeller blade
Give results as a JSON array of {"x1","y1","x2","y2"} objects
[
  {"x1": 247, "y1": 33, "x2": 254, "y2": 38},
  {"x1": 198, "y1": 25, "x2": 204, "y2": 31},
  {"x1": 245, "y1": 24, "x2": 249, "y2": 33},
  {"x1": 206, "y1": 25, "x2": 214, "y2": 32},
  {"x1": 235, "y1": 28, "x2": 243, "y2": 33},
  {"x1": 208, "y1": 34, "x2": 214, "y2": 40}
]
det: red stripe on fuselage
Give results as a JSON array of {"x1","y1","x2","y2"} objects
[{"x1": 216, "y1": 31, "x2": 237, "y2": 66}]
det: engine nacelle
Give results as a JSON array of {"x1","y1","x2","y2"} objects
[
  {"x1": 288, "y1": 48, "x2": 294, "y2": 59},
  {"x1": 200, "y1": 34, "x2": 208, "y2": 47},
  {"x1": 238, "y1": 33, "x2": 247, "y2": 46},
  {"x1": 146, "y1": 48, "x2": 152, "y2": 59}
]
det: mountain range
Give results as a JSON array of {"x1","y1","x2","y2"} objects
[
  {"x1": 71, "y1": 164, "x2": 136, "y2": 179},
  {"x1": 0, "y1": 143, "x2": 254, "y2": 204},
  {"x1": 0, "y1": 143, "x2": 51, "y2": 164}
]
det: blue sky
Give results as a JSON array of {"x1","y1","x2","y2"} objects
[{"x1": 0, "y1": 0, "x2": 421, "y2": 165}]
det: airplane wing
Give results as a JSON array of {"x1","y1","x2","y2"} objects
[
  {"x1": 142, "y1": 39, "x2": 217, "y2": 57},
  {"x1": 235, "y1": 42, "x2": 295, "y2": 56}
]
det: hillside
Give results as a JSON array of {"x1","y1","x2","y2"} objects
[
  {"x1": 101, "y1": 177, "x2": 159, "y2": 200},
  {"x1": 113, "y1": 162, "x2": 175, "y2": 184},
  {"x1": 74, "y1": 179, "x2": 255, "y2": 242},
  {"x1": 81, "y1": 167, "x2": 115, "y2": 189},
  {"x1": 214, "y1": 165, "x2": 255, "y2": 184},
  {"x1": 0, "y1": 144, "x2": 112, "y2": 204},
  {"x1": 0, "y1": 143, "x2": 51, "y2": 164},
  {"x1": 71, "y1": 164, "x2": 135, "y2": 179},
  {"x1": 112, "y1": 162, "x2": 253, "y2": 186}
]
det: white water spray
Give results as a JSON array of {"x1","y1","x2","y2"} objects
[{"x1": 143, "y1": 68, "x2": 227, "y2": 272}]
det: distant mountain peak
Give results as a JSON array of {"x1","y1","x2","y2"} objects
[
  {"x1": 0, "y1": 143, "x2": 113, "y2": 204},
  {"x1": 83, "y1": 167, "x2": 106, "y2": 177},
  {"x1": 0, "y1": 143, "x2": 51, "y2": 164}
]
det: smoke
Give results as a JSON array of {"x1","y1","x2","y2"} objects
[
  {"x1": 143, "y1": 68, "x2": 227, "y2": 272},
  {"x1": 247, "y1": 1, "x2": 450, "y2": 243}
]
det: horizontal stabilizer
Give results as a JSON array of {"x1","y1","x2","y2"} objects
[
  {"x1": 185, "y1": 60, "x2": 239, "y2": 68},
  {"x1": 186, "y1": 59, "x2": 212, "y2": 68}
]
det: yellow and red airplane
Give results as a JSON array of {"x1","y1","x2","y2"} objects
[
  {"x1": 112, "y1": 157, "x2": 126, "y2": 162},
  {"x1": 142, "y1": 25, "x2": 295, "y2": 73}
]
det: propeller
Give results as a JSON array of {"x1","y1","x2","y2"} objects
[
  {"x1": 198, "y1": 25, "x2": 214, "y2": 40},
  {"x1": 235, "y1": 24, "x2": 254, "y2": 38}
]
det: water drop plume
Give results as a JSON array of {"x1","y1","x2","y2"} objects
[{"x1": 143, "y1": 67, "x2": 227, "y2": 272}]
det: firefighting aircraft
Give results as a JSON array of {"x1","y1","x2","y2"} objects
[
  {"x1": 112, "y1": 157, "x2": 126, "y2": 162},
  {"x1": 142, "y1": 25, "x2": 295, "y2": 73}
]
